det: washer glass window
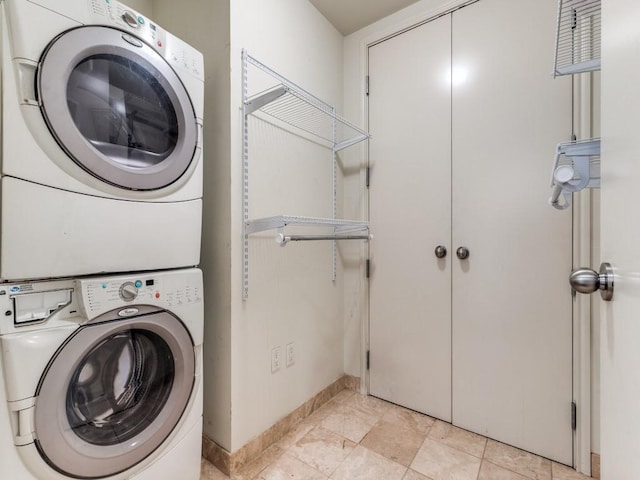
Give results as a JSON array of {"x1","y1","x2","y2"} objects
[
  {"x1": 67, "y1": 329, "x2": 175, "y2": 446},
  {"x1": 34, "y1": 312, "x2": 195, "y2": 478}
]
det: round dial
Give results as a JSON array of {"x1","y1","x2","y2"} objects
[
  {"x1": 121, "y1": 10, "x2": 140, "y2": 28},
  {"x1": 119, "y1": 282, "x2": 138, "y2": 302}
]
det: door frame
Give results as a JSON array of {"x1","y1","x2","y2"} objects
[{"x1": 350, "y1": 0, "x2": 591, "y2": 473}]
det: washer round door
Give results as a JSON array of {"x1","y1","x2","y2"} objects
[
  {"x1": 34, "y1": 311, "x2": 195, "y2": 479},
  {"x1": 37, "y1": 26, "x2": 199, "y2": 191}
]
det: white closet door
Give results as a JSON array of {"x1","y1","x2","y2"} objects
[
  {"x1": 451, "y1": 0, "x2": 573, "y2": 464},
  {"x1": 368, "y1": 15, "x2": 452, "y2": 420}
]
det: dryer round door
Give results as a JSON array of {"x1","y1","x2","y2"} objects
[
  {"x1": 34, "y1": 310, "x2": 195, "y2": 479},
  {"x1": 37, "y1": 26, "x2": 199, "y2": 191}
]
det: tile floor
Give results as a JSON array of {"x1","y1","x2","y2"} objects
[{"x1": 200, "y1": 389, "x2": 593, "y2": 480}]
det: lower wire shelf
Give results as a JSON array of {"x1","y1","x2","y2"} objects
[
  {"x1": 242, "y1": 215, "x2": 370, "y2": 299},
  {"x1": 245, "y1": 215, "x2": 369, "y2": 237}
]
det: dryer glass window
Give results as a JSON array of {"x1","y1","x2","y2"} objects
[
  {"x1": 66, "y1": 328, "x2": 175, "y2": 446},
  {"x1": 66, "y1": 54, "x2": 179, "y2": 169}
]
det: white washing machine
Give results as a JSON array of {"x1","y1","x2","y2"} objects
[
  {"x1": 0, "y1": 0, "x2": 205, "y2": 280},
  {"x1": 0, "y1": 268, "x2": 203, "y2": 479}
]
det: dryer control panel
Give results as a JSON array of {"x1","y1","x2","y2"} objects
[
  {"x1": 77, "y1": 268, "x2": 203, "y2": 320},
  {"x1": 88, "y1": 0, "x2": 204, "y2": 81}
]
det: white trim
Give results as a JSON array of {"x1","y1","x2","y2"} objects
[{"x1": 572, "y1": 72, "x2": 594, "y2": 476}]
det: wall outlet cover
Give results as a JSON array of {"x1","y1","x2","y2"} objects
[
  {"x1": 286, "y1": 342, "x2": 295, "y2": 367},
  {"x1": 271, "y1": 346, "x2": 281, "y2": 373}
]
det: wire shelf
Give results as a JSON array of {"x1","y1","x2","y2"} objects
[
  {"x1": 549, "y1": 138, "x2": 600, "y2": 210},
  {"x1": 245, "y1": 215, "x2": 369, "y2": 235},
  {"x1": 241, "y1": 51, "x2": 371, "y2": 298},
  {"x1": 553, "y1": 0, "x2": 601, "y2": 77},
  {"x1": 244, "y1": 54, "x2": 370, "y2": 151}
]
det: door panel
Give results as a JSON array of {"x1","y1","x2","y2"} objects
[
  {"x1": 368, "y1": 15, "x2": 453, "y2": 420},
  {"x1": 450, "y1": 0, "x2": 573, "y2": 463},
  {"x1": 600, "y1": 1, "x2": 640, "y2": 477}
]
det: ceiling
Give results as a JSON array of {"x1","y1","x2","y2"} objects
[{"x1": 308, "y1": 0, "x2": 421, "y2": 36}]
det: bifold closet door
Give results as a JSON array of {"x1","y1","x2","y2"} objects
[
  {"x1": 368, "y1": 15, "x2": 452, "y2": 421},
  {"x1": 451, "y1": 0, "x2": 572, "y2": 464},
  {"x1": 368, "y1": 0, "x2": 573, "y2": 465}
]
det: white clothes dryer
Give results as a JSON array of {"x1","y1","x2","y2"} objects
[
  {"x1": 0, "y1": 268, "x2": 203, "y2": 480},
  {"x1": 0, "y1": 0, "x2": 205, "y2": 280}
]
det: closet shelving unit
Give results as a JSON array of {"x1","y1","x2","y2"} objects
[
  {"x1": 549, "y1": 0, "x2": 601, "y2": 210},
  {"x1": 241, "y1": 51, "x2": 371, "y2": 299}
]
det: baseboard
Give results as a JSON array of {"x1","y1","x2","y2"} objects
[
  {"x1": 201, "y1": 375, "x2": 360, "y2": 475},
  {"x1": 591, "y1": 453, "x2": 600, "y2": 479}
]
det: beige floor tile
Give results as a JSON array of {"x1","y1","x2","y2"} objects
[
  {"x1": 428, "y1": 421, "x2": 487, "y2": 458},
  {"x1": 303, "y1": 400, "x2": 346, "y2": 426},
  {"x1": 361, "y1": 419, "x2": 427, "y2": 466},
  {"x1": 274, "y1": 422, "x2": 316, "y2": 451},
  {"x1": 328, "y1": 389, "x2": 356, "y2": 405},
  {"x1": 403, "y1": 469, "x2": 433, "y2": 480},
  {"x1": 484, "y1": 440, "x2": 551, "y2": 480},
  {"x1": 340, "y1": 394, "x2": 391, "y2": 420},
  {"x1": 287, "y1": 426, "x2": 356, "y2": 476},
  {"x1": 232, "y1": 446, "x2": 285, "y2": 480},
  {"x1": 551, "y1": 462, "x2": 593, "y2": 479},
  {"x1": 200, "y1": 459, "x2": 230, "y2": 480},
  {"x1": 319, "y1": 405, "x2": 377, "y2": 443},
  {"x1": 382, "y1": 404, "x2": 436, "y2": 435},
  {"x1": 256, "y1": 453, "x2": 327, "y2": 480},
  {"x1": 329, "y1": 445, "x2": 407, "y2": 480},
  {"x1": 478, "y1": 461, "x2": 530, "y2": 479},
  {"x1": 411, "y1": 437, "x2": 481, "y2": 480}
]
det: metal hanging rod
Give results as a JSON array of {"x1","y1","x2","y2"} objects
[{"x1": 275, "y1": 233, "x2": 372, "y2": 247}]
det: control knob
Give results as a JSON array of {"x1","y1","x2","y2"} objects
[{"x1": 119, "y1": 282, "x2": 138, "y2": 302}]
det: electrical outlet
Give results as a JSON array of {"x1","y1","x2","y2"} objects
[
  {"x1": 271, "y1": 346, "x2": 281, "y2": 373},
  {"x1": 286, "y1": 342, "x2": 295, "y2": 367}
]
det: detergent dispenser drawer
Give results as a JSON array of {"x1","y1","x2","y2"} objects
[{"x1": 13, "y1": 289, "x2": 73, "y2": 325}]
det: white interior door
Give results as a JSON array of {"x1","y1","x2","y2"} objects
[
  {"x1": 450, "y1": 0, "x2": 573, "y2": 464},
  {"x1": 368, "y1": 0, "x2": 573, "y2": 464},
  {"x1": 368, "y1": 14, "x2": 452, "y2": 421},
  {"x1": 599, "y1": 1, "x2": 640, "y2": 477}
]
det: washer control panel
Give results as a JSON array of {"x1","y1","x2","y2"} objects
[{"x1": 78, "y1": 269, "x2": 203, "y2": 319}]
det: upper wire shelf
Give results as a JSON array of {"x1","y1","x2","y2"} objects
[
  {"x1": 549, "y1": 138, "x2": 600, "y2": 210},
  {"x1": 244, "y1": 54, "x2": 371, "y2": 151},
  {"x1": 553, "y1": 0, "x2": 601, "y2": 77}
]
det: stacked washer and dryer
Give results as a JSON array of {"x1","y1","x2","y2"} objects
[{"x1": 0, "y1": 0, "x2": 205, "y2": 479}]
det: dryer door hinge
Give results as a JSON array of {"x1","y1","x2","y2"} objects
[{"x1": 571, "y1": 401, "x2": 577, "y2": 430}]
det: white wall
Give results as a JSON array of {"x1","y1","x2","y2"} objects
[
  {"x1": 228, "y1": 0, "x2": 346, "y2": 451},
  {"x1": 122, "y1": 0, "x2": 153, "y2": 17},
  {"x1": 151, "y1": 0, "x2": 233, "y2": 451}
]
